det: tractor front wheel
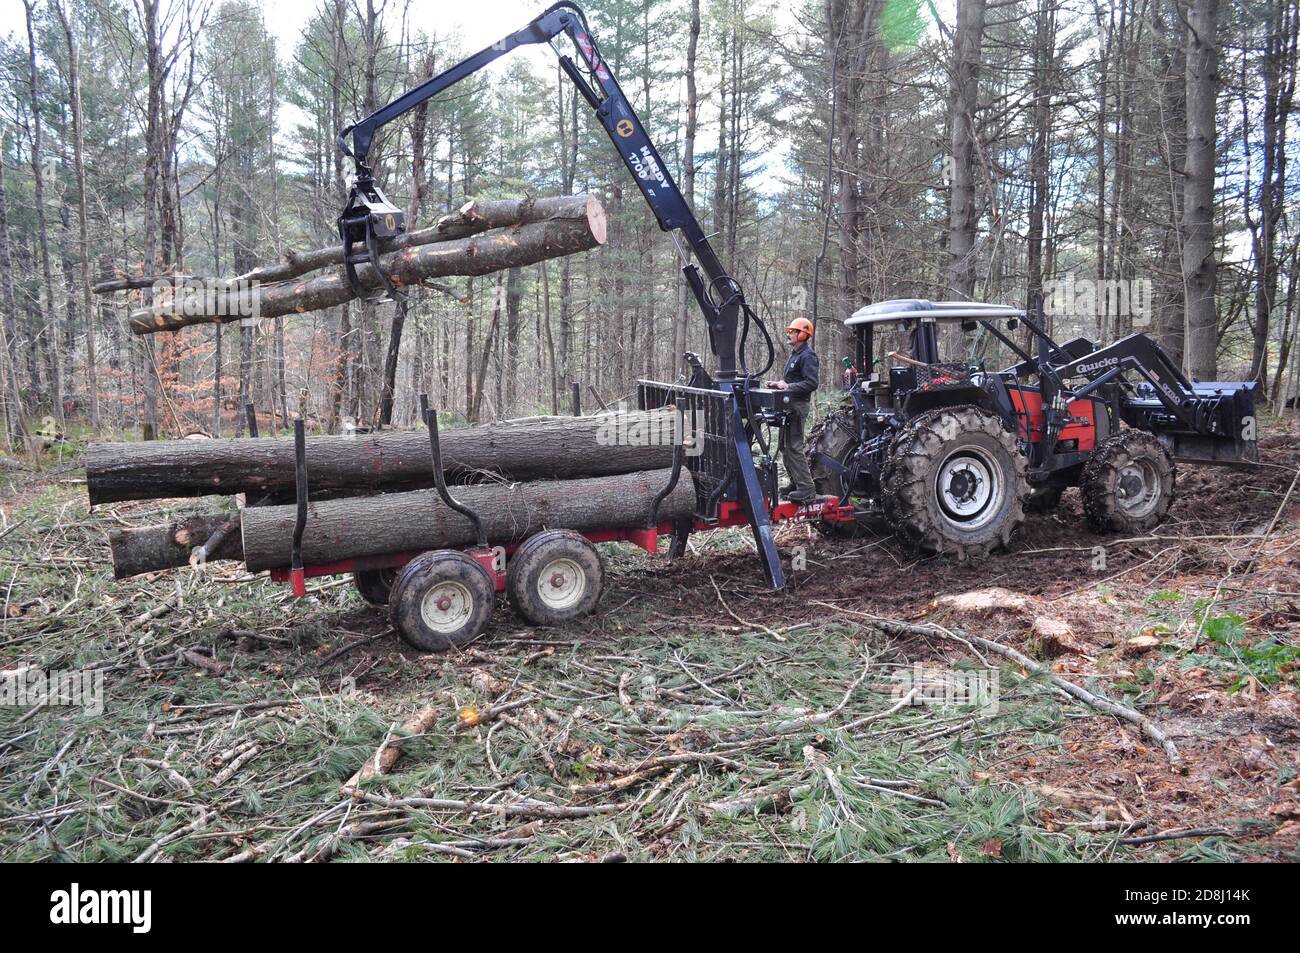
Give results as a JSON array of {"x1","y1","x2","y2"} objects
[
  {"x1": 1081, "y1": 431, "x2": 1175, "y2": 534},
  {"x1": 882, "y1": 406, "x2": 1027, "y2": 560}
]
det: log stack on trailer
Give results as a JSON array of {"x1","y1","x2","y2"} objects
[{"x1": 91, "y1": 408, "x2": 696, "y2": 649}]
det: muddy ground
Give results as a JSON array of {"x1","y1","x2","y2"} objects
[{"x1": 0, "y1": 426, "x2": 1296, "y2": 862}]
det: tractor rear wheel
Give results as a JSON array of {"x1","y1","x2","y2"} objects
[
  {"x1": 389, "y1": 550, "x2": 495, "y2": 651},
  {"x1": 1081, "y1": 430, "x2": 1175, "y2": 534},
  {"x1": 882, "y1": 406, "x2": 1027, "y2": 560},
  {"x1": 807, "y1": 408, "x2": 873, "y2": 539}
]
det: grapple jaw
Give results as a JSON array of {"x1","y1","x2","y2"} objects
[{"x1": 337, "y1": 176, "x2": 407, "y2": 301}]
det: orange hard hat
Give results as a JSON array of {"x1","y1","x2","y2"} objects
[{"x1": 785, "y1": 317, "x2": 814, "y2": 340}]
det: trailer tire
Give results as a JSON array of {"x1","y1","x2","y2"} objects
[
  {"x1": 507, "y1": 530, "x2": 604, "y2": 627},
  {"x1": 354, "y1": 568, "x2": 398, "y2": 606},
  {"x1": 882, "y1": 406, "x2": 1027, "y2": 560},
  {"x1": 389, "y1": 550, "x2": 495, "y2": 651},
  {"x1": 1081, "y1": 430, "x2": 1175, "y2": 534}
]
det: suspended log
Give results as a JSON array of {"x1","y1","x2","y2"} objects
[
  {"x1": 93, "y1": 195, "x2": 596, "y2": 294},
  {"x1": 241, "y1": 468, "x2": 694, "y2": 572},
  {"x1": 85, "y1": 408, "x2": 679, "y2": 505},
  {"x1": 127, "y1": 198, "x2": 607, "y2": 334},
  {"x1": 107, "y1": 512, "x2": 242, "y2": 580}
]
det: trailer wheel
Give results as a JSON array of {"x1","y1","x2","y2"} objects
[
  {"x1": 507, "y1": 530, "x2": 603, "y2": 627},
  {"x1": 882, "y1": 406, "x2": 1027, "y2": 560},
  {"x1": 1082, "y1": 430, "x2": 1175, "y2": 534},
  {"x1": 389, "y1": 551, "x2": 495, "y2": 651},
  {"x1": 353, "y1": 568, "x2": 398, "y2": 606}
]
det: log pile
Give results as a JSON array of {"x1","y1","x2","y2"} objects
[
  {"x1": 97, "y1": 409, "x2": 692, "y2": 579},
  {"x1": 100, "y1": 194, "x2": 607, "y2": 334},
  {"x1": 92, "y1": 191, "x2": 692, "y2": 582},
  {"x1": 86, "y1": 408, "x2": 677, "y2": 505}
]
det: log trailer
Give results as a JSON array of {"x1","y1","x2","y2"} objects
[{"x1": 267, "y1": 1, "x2": 1258, "y2": 650}]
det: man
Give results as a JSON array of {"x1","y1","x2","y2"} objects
[{"x1": 765, "y1": 318, "x2": 820, "y2": 503}]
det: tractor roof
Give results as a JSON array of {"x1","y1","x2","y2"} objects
[{"x1": 845, "y1": 299, "x2": 1025, "y2": 326}]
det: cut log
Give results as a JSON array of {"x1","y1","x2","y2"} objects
[
  {"x1": 107, "y1": 512, "x2": 243, "y2": 580},
  {"x1": 241, "y1": 468, "x2": 695, "y2": 572},
  {"x1": 343, "y1": 704, "x2": 440, "y2": 789},
  {"x1": 128, "y1": 199, "x2": 607, "y2": 334},
  {"x1": 95, "y1": 196, "x2": 598, "y2": 295},
  {"x1": 85, "y1": 409, "x2": 678, "y2": 505}
]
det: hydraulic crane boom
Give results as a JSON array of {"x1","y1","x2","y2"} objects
[
  {"x1": 337, "y1": 1, "x2": 788, "y2": 588},
  {"x1": 338, "y1": 0, "x2": 763, "y2": 380}
]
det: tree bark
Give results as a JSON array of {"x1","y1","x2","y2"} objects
[
  {"x1": 946, "y1": 0, "x2": 988, "y2": 299},
  {"x1": 85, "y1": 408, "x2": 678, "y2": 504},
  {"x1": 127, "y1": 201, "x2": 607, "y2": 335},
  {"x1": 240, "y1": 467, "x2": 695, "y2": 572},
  {"x1": 1182, "y1": 0, "x2": 1219, "y2": 380}
]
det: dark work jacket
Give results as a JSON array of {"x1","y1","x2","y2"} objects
[{"x1": 782, "y1": 343, "x2": 820, "y2": 402}]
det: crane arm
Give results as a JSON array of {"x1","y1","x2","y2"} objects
[{"x1": 338, "y1": 1, "x2": 771, "y2": 381}]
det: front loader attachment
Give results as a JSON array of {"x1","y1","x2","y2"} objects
[{"x1": 1127, "y1": 379, "x2": 1260, "y2": 466}]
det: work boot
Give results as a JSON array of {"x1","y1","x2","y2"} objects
[{"x1": 787, "y1": 488, "x2": 816, "y2": 503}]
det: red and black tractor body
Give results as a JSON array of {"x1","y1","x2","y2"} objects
[{"x1": 810, "y1": 299, "x2": 1258, "y2": 540}]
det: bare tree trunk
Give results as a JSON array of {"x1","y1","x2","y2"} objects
[
  {"x1": 471, "y1": 274, "x2": 504, "y2": 423},
  {"x1": 1182, "y1": 0, "x2": 1220, "y2": 380},
  {"x1": 241, "y1": 469, "x2": 694, "y2": 572},
  {"x1": 379, "y1": 44, "x2": 435, "y2": 427},
  {"x1": 23, "y1": 0, "x2": 64, "y2": 426},
  {"x1": 1154, "y1": 0, "x2": 1187, "y2": 362},
  {"x1": 505, "y1": 266, "x2": 521, "y2": 411},
  {"x1": 673, "y1": 0, "x2": 701, "y2": 368},
  {"x1": 129, "y1": 209, "x2": 606, "y2": 334},
  {"x1": 946, "y1": 0, "x2": 988, "y2": 300},
  {"x1": 86, "y1": 407, "x2": 678, "y2": 504},
  {"x1": 0, "y1": 133, "x2": 26, "y2": 441},
  {"x1": 1245, "y1": 0, "x2": 1297, "y2": 389},
  {"x1": 1026, "y1": 0, "x2": 1058, "y2": 314},
  {"x1": 55, "y1": 0, "x2": 100, "y2": 430}
]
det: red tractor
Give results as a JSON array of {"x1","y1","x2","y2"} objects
[{"x1": 809, "y1": 300, "x2": 1259, "y2": 559}]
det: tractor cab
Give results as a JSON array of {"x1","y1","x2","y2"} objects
[{"x1": 843, "y1": 299, "x2": 1026, "y2": 418}]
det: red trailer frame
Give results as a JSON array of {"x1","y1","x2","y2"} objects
[{"x1": 270, "y1": 496, "x2": 859, "y2": 596}]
